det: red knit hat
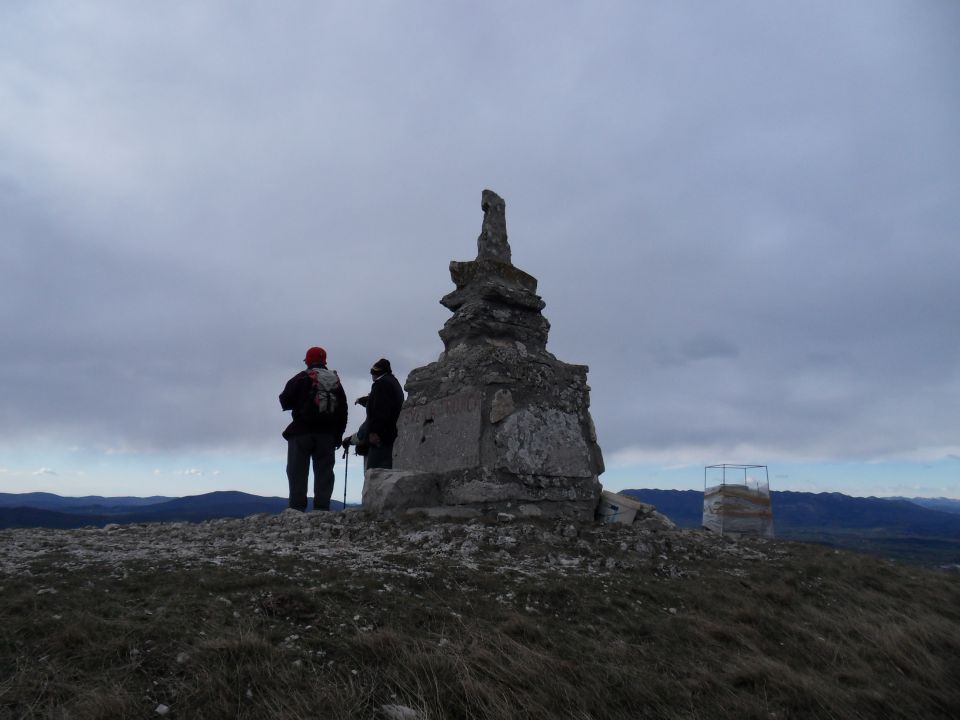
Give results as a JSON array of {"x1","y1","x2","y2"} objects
[{"x1": 304, "y1": 347, "x2": 327, "y2": 365}]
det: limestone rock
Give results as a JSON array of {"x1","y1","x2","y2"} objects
[
  {"x1": 495, "y1": 406, "x2": 594, "y2": 477},
  {"x1": 401, "y1": 505, "x2": 483, "y2": 520},
  {"x1": 362, "y1": 469, "x2": 441, "y2": 513},
  {"x1": 489, "y1": 389, "x2": 514, "y2": 424},
  {"x1": 477, "y1": 189, "x2": 511, "y2": 263}
]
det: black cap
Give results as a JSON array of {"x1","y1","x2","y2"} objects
[{"x1": 370, "y1": 358, "x2": 391, "y2": 374}]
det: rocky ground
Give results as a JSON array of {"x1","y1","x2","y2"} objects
[{"x1": 0, "y1": 506, "x2": 772, "y2": 583}]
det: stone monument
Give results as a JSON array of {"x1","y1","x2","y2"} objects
[{"x1": 362, "y1": 190, "x2": 604, "y2": 519}]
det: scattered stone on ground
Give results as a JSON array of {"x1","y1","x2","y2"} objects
[{"x1": 0, "y1": 507, "x2": 785, "y2": 581}]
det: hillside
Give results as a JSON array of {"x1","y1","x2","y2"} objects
[
  {"x1": 892, "y1": 497, "x2": 960, "y2": 515},
  {"x1": 623, "y1": 489, "x2": 960, "y2": 566},
  {"x1": 1, "y1": 511, "x2": 958, "y2": 719}
]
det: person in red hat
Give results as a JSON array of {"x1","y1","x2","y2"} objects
[{"x1": 278, "y1": 346, "x2": 348, "y2": 511}]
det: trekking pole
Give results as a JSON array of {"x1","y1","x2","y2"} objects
[{"x1": 341, "y1": 444, "x2": 349, "y2": 510}]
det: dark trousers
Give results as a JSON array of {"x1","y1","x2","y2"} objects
[
  {"x1": 286, "y1": 432, "x2": 336, "y2": 511},
  {"x1": 364, "y1": 441, "x2": 394, "y2": 471}
]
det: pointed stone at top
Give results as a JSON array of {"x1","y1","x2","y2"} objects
[{"x1": 476, "y1": 189, "x2": 511, "y2": 264}]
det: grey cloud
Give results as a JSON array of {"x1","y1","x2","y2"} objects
[{"x1": 1, "y1": 1, "x2": 958, "y2": 474}]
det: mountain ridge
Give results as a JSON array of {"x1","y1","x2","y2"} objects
[{"x1": 0, "y1": 491, "x2": 345, "y2": 529}]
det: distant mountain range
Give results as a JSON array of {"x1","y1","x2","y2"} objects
[
  {"x1": 2, "y1": 489, "x2": 958, "y2": 565},
  {"x1": 621, "y1": 490, "x2": 960, "y2": 533},
  {"x1": 0, "y1": 491, "x2": 344, "y2": 529},
  {"x1": 888, "y1": 496, "x2": 960, "y2": 515},
  {"x1": 622, "y1": 489, "x2": 960, "y2": 566}
]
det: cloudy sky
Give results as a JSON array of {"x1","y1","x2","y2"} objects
[{"x1": 2, "y1": 1, "x2": 958, "y2": 501}]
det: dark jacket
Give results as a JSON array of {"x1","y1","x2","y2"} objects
[
  {"x1": 279, "y1": 364, "x2": 348, "y2": 440},
  {"x1": 365, "y1": 372, "x2": 405, "y2": 444}
]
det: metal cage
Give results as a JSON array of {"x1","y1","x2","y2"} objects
[{"x1": 702, "y1": 464, "x2": 774, "y2": 537}]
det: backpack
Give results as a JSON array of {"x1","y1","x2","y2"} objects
[{"x1": 303, "y1": 367, "x2": 341, "y2": 418}]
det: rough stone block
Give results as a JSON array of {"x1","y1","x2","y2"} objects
[
  {"x1": 493, "y1": 406, "x2": 594, "y2": 477},
  {"x1": 401, "y1": 506, "x2": 483, "y2": 520},
  {"x1": 362, "y1": 469, "x2": 441, "y2": 513},
  {"x1": 489, "y1": 388, "x2": 514, "y2": 423},
  {"x1": 393, "y1": 390, "x2": 483, "y2": 473},
  {"x1": 439, "y1": 477, "x2": 536, "y2": 505}
]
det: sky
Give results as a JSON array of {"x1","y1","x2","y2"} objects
[{"x1": 2, "y1": 1, "x2": 959, "y2": 502}]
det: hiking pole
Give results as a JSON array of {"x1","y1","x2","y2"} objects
[{"x1": 341, "y1": 443, "x2": 349, "y2": 511}]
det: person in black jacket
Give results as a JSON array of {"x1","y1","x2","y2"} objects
[
  {"x1": 278, "y1": 346, "x2": 348, "y2": 511},
  {"x1": 344, "y1": 358, "x2": 405, "y2": 470}
]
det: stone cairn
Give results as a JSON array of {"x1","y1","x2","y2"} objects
[{"x1": 363, "y1": 190, "x2": 604, "y2": 520}]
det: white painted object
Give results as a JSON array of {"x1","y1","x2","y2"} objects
[{"x1": 597, "y1": 490, "x2": 646, "y2": 524}]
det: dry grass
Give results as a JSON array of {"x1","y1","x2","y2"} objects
[{"x1": 1, "y1": 523, "x2": 959, "y2": 719}]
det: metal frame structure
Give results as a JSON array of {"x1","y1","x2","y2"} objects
[
  {"x1": 703, "y1": 464, "x2": 772, "y2": 536},
  {"x1": 704, "y1": 464, "x2": 769, "y2": 491}
]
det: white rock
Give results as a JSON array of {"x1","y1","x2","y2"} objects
[
  {"x1": 381, "y1": 704, "x2": 421, "y2": 720},
  {"x1": 489, "y1": 389, "x2": 515, "y2": 423}
]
